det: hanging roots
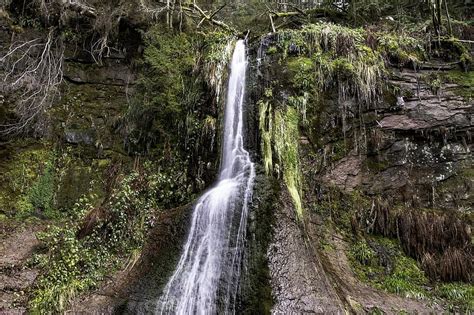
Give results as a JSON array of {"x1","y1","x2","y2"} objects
[{"x1": 1, "y1": 28, "x2": 64, "y2": 136}]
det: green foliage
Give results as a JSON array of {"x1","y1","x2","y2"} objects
[
  {"x1": 273, "y1": 106, "x2": 303, "y2": 217},
  {"x1": 267, "y1": 46, "x2": 277, "y2": 55},
  {"x1": 435, "y1": 282, "x2": 474, "y2": 312},
  {"x1": 376, "y1": 32, "x2": 426, "y2": 65},
  {"x1": 126, "y1": 27, "x2": 232, "y2": 163},
  {"x1": 30, "y1": 225, "x2": 101, "y2": 313},
  {"x1": 0, "y1": 143, "x2": 56, "y2": 218},
  {"x1": 126, "y1": 28, "x2": 199, "y2": 153},
  {"x1": 29, "y1": 160, "x2": 193, "y2": 313},
  {"x1": 28, "y1": 160, "x2": 56, "y2": 218},
  {"x1": 275, "y1": 22, "x2": 386, "y2": 123},
  {"x1": 200, "y1": 31, "x2": 234, "y2": 99},
  {"x1": 311, "y1": 188, "x2": 369, "y2": 231},
  {"x1": 351, "y1": 240, "x2": 376, "y2": 265},
  {"x1": 142, "y1": 29, "x2": 195, "y2": 122},
  {"x1": 421, "y1": 73, "x2": 443, "y2": 95},
  {"x1": 381, "y1": 254, "x2": 428, "y2": 299},
  {"x1": 287, "y1": 57, "x2": 314, "y2": 91},
  {"x1": 350, "y1": 237, "x2": 429, "y2": 300},
  {"x1": 348, "y1": 236, "x2": 473, "y2": 309},
  {"x1": 442, "y1": 38, "x2": 472, "y2": 69}
]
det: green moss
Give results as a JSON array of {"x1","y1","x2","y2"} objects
[
  {"x1": 200, "y1": 31, "x2": 234, "y2": 96},
  {"x1": 279, "y1": 24, "x2": 385, "y2": 107},
  {"x1": 54, "y1": 150, "x2": 106, "y2": 213},
  {"x1": 142, "y1": 29, "x2": 195, "y2": 121},
  {"x1": 126, "y1": 28, "x2": 227, "y2": 158},
  {"x1": 310, "y1": 188, "x2": 369, "y2": 231},
  {"x1": 0, "y1": 142, "x2": 54, "y2": 217},
  {"x1": 267, "y1": 46, "x2": 277, "y2": 55},
  {"x1": 380, "y1": 254, "x2": 428, "y2": 299},
  {"x1": 349, "y1": 237, "x2": 429, "y2": 300},
  {"x1": 333, "y1": 57, "x2": 356, "y2": 79},
  {"x1": 376, "y1": 32, "x2": 426, "y2": 66},
  {"x1": 441, "y1": 70, "x2": 474, "y2": 100},
  {"x1": 28, "y1": 159, "x2": 56, "y2": 218},
  {"x1": 273, "y1": 107, "x2": 303, "y2": 217},
  {"x1": 421, "y1": 73, "x2": 443, "y2": 95},
  {"x1": 420, "y1": 70, "x2": 474, "y2": 100},
  {"x1": 287, "y1": 57, "x2": 314, "y2": 91},
  {"x1": 331, "y1": 140, "x2": 347, "y2": 162}
]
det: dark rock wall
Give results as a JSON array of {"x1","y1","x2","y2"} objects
[{"x1": 249, "y1": 32, "x2": 473, "y2": 312}]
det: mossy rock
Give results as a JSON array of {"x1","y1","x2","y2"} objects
[
  {"x1": 441, "y1": 70, "x2": 474, "y2": 100},
  {"x1": 0, "y1": 141, "x2": 53, "y2": 217}
]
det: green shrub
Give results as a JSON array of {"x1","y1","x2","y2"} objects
[
  {"x1": 29, "y1": 160, "x2": 194, "y2": 313},
  {"x1": 351, "y1": 240, "x2": 376, "y2": 265},
  {"x1": 28, "y1": 160, "x2": 56, "y2": 218},
  {"x1": 435, "y1": 282, "x2": 474, "y2": 312},
  {"x1": 381, "y1": 255, "x2": 428, "y2": 299},
  {"x1": 350, "y1": 237, "x2": 429, "y2": 300}
]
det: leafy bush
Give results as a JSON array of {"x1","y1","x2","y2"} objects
[
  {"x1": 29, "y1": 160, "x2": 193, "y2": 313},
  {"x1": 350, "y1": 237, "x2": 428, "y2": 300},
  {"x1": 435, "y1": 282, "x2": 474, "y2": 312},
  {"x1": 28, "y1": 160, "x2": 56, "y2": 218},
  {"x1": 381, "y1": 255, "x2": 427, "y2": 299},
  {"x1": 351, "y1": 240, "x2": 376, "y2": 266}
]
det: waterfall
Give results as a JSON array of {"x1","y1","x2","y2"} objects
[{"x1": 156, "y1": 40, "x2": 255, "y2": 315}]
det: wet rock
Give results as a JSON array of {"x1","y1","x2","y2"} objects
[
  {"x1": 268, "y1": 189, "x2": 345, "y2": 313},
  {"x1": 322, "y1": 154, "x2": 362, "y2": 191},
  {"x1": 64, "y1": 129, "x2": 96, "y2": 145},
  {"x1": 64, "y1": 61, "x2": 135, "y2": 86}
]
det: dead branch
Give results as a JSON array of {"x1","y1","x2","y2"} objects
[
  {"x1": 139, "y1": 0, "x2": 168, "y2": 20},
  {"x1": 269, "y1": 13, "x2": 276, "y2": 33},
  {"x1": 1, "y1": 28, "x2": 64, "y2": 135},
  {"x1": 137, "y1": 0, "x2": 233, "y2": 32},
  {"x1": 61, "y1": 0, "x2": 97, "y2": 18},
  {"x1": 190, "y1": 2, "x2": 233, "y2": 32},
  {"x1": 265, "y1": 3, "x2": 305, "y2": 32},
  {"x1": 87, "y1": 5, "x2": 123, "y2": 65}
]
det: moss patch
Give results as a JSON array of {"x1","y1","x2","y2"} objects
[
  {"x1": 273, "y1": 106, "x2": 303, "y2": 217},
  {"x1": 349, "y1": 236, "x2": 474, "y2": 312},
  {"x1": 441, "y1": 70, "x2": 474, "y2": 100},
  {"x1": 0, "y1": 141, "x2": 54, "y2": 218},
  {"x1": 350, "y1": 237, "x2": 428, "y2": 299}
]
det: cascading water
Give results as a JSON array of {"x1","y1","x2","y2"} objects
[{"x1": 156, "y1": 40, "x2": 255, "y2": 315}]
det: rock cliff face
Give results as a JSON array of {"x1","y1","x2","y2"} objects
[
  {"x1": 323, "y1": 66, "x2": 472, "y2": 208},
  {"x1": 251, "y1": 31, "x2": 472, "y2": 313},
  {"x1": 268, "y1": 189, "x2": 345, "y2": 313}
]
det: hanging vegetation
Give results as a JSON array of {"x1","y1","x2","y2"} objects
[{"x1": 365, "y1": 199, "x2": 472, "y2": 282}]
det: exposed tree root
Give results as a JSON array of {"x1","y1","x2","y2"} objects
[{"x1": 1, "y1": 28, "x2": 64, "y2": 135}]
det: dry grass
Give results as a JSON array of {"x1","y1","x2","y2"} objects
[{"x1": 367, "y1": 199, "x2": 472, "y2": 282}]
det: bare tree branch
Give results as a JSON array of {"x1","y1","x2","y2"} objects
[
  {"x1": 139, "y1": 0, "x2": 168, "y2": 20},
  {"x1": 190, "y1": 2, "x2": 233, "y2": 32},
  {"x1": 61, "y1": 0, "x2": 96, "y2": 18},
  {"x1": 1, "y1": 28, "x2": 64, "y2": 135}
]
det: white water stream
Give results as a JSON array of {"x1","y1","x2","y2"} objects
[{"x1": 156, "y1": 40, "x2": 255, "y2": 314}]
